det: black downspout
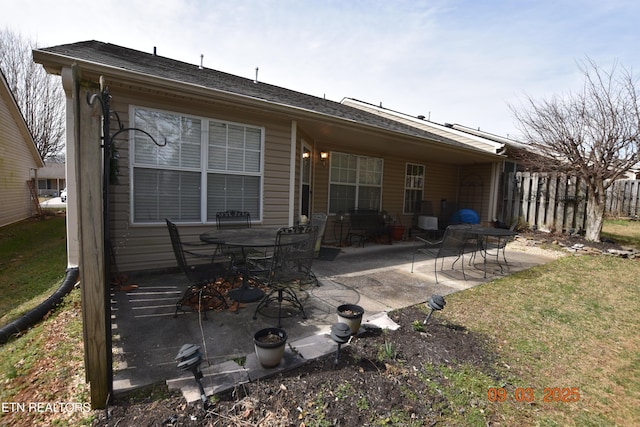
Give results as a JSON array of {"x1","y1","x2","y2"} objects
[
  {"x1": 0, "y1": 267, "x2": 80, "y2": 345},
  {"x1": 100, "y1": 84, "x2": 114, "y2": 402}
]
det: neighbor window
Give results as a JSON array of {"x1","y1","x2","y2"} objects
[
  {"x1": 328, "y1": 152, "x2": 383, "y2": 213},
  {"x1": 404, "y1": 163, "x2": 425, "y2": 214},
  {"x1": 131, "y1": 107, "x2": 263, "y2": 223}
]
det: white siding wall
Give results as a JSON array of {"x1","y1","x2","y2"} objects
[{"x1": 0, "y1": 88, "x2": 41, "y2": 227}]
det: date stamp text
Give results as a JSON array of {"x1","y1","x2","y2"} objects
[{"x1": 487, "y1": 387, "x2": 580, "y2": 403}]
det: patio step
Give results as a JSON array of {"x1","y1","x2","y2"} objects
[
  {"x1": 166, "y1": 334, "x2": 336, "y2": 403},
  {"x1": 167, "y1": 315, "x2": 399, "y2": 403}
]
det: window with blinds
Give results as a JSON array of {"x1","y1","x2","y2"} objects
[
  {"x1": 131, "y1": 107, "x2": 263, "y2": 224},
  {"x1": 328, "y1": 152, "x2": 383, "y2": 213}
]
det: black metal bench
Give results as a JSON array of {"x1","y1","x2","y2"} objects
[{"x1": 347, "y1": 209, "x2": 391, "y2": 247}]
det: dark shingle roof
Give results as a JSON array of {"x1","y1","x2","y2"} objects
[{"x1": 36, "y1": 40, "x2": 479, "y2": 149}]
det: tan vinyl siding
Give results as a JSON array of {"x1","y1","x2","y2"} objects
[
  {"x1": 262, "y1": 124, "x2": 293, "y2": 226},
  {"x1": 381, "y1": 155, "x2": 411, "y2": 224},
  {"x1": 0, "y1": 87, "x2": 41, "y2": 227},
  {"x1": 312, "y1": 143, "x2": 465, "y2": 241},
  {"x1": 105, "y1": 90, "x2": 294, "y2": 272},
  {"x1": 80, "y1": 82, "x2": 495, "y2": 273},
  {"x1": 425, "y1": 162, "x2": 460, "y2": 216},
  {"x1": 311, "y1": 146, "x2": 330, "y2": 214},
  {"x1": 387, "y1": 158, "x2": 462, "y2": 226},
  {"x1": 310, "y1": 143, "x2": 496, "y2": 237}
]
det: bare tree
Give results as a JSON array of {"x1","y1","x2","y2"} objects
[
  {"x1": 512, "y1": 58, "x2": 640, "y2": 241},
  {"x1": 0, "y1": 28, "x2": 65, "y2": 162}
]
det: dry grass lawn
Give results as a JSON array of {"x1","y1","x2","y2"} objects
[
  {"x1": 0, "y1": 218, "x2": 638, "y2": 426},
  {"x1": 442, "y1": 235, "x2": 640, "y2": 425}
]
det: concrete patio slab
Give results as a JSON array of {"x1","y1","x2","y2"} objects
[{"x1": 111, "y1": 239, "x2": 561, "y2": 402}]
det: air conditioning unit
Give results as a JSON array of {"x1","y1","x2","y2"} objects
[{"x1": 418, "y1": 216, "x2": 438, "y2": 230}]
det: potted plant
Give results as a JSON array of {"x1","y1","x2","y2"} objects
[
  {"x1": 253, "y1": 327, "x2": 287, "y2": 368},
  {"x1": 337, "y1": 304, "x2": 364, "y2": 335}
]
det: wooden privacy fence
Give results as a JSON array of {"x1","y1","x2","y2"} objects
[
  {"x1": 501, "y1": 172, "x2": 640, "y2": 233},
  {"x1": 605, "y1": 179, "x2": 640, "y2": 217}
]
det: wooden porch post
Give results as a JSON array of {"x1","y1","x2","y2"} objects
[{"x1": 73, "y1": 65, "x2": 112, "y2": 409}]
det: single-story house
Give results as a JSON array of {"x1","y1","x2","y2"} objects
[
  {"x1": 37, "y1": 159, "x2": 66, "y2": 197},
  {"x1": 33, "y1": 40, "x2": 519, "y2": 408},
  {"x1": 33, "y1": 40, "x2": 510, "y2": 274},
  {"x1": 0, "y1": 69, "x2": 44, "y2": 227}
]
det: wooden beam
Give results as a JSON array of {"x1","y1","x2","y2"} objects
[{"x1": 74, "y1": 65, "x2": 111, "y2": 409}]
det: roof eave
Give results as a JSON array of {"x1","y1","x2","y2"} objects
[
  {"x1": 32, "y1": 49, "x2": 503, "y2": 162},
  {"x1": 342, "y1": 98, "x2": 505, "y2": 154}
]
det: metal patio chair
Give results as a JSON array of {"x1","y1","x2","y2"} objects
[
  {"x1": 215, "y1": 210, "x2": 257, "y2": 269},
  {"x1": 250, "y1": 225, "x2": 318, "y2": 327},
  {"x1": 311, "y1": 212, "x2": 328, "y2": 259},
  {"x1": 215, "y1": 210, "x2": 252, "y2": 229},
  {"x1": 166, "y1": 219, "x2": 230, "y2": 317},
  {"x1": 410, "y1": 224, "x2": 472, "y2": 283}
]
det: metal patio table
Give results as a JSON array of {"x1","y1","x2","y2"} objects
[
  {"x1": 200, "y1": 228, "x2": 305, "y2": 306},
  {"x1": 468, "y1": 227, "x2": 518, "y2": 278}
]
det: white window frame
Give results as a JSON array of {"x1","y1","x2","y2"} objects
[
  {"x1": 129, "y1": 106, "x2": 264, "y2": 224},
  {"x1": 403, "y1": 163, "x2": 425, "y2": 214},
  {"x1": 328, "y1": 151, "x2": 384, "y2": 214}
]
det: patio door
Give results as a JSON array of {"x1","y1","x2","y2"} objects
[{"x1": 300, "y1": 143, "x2": 312, "y2": 218}]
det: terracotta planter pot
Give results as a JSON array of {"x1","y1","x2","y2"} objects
[
  {"x1": 337, "y1": 304, "x2": 364, "y2": 335},
  {"x1": 390, "y1": 225, "x2": 405, "y2": 240},
  {"x1": 253, "y1": 327, "x2": 287, "y2": 368}
]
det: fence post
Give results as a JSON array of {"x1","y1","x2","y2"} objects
[
  {"x1": 536, "y1": 173, "x2": 548, "y2": 230},
  {"x1": 575, "y1": 177, "x2": 588, "y2": 232},
  {"x1": 629, "y1": 180, "x2": 639, "y2": 217}
]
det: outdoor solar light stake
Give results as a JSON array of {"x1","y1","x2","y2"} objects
[
  {"x1": 330, "y1": 323, "x2": 352, "y2": 365},
  {"x1": 176, "y1": 344, "x2": 208, "y2": 408},
  {"x1": 424, "y1": 294, "x2": 446, "y2": 325}
]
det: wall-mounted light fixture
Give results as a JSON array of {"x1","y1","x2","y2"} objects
[
  {"x1": 320, "y1": 151, "x2": 329, "y2": 164},
  {"x1": 302, "y1": 151, "x2": 310, "y2": 159}
]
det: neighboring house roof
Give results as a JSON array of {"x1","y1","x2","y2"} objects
[
  {"x1": 450, "y1": 123, "x2": 551, "y2": 166},
  {"x1": 447, "y1": 123, "x2": 524, "y2": 150},
  {"x1": 341, "y1": 98, "x2": 506, "y2": 155},
  {"x1": 33, "y1": 41, "x2": 502, "y2": 161},
  {"x1": 38, "y1": 161, "x2": 65, "y2": 179},
  {"x1": 0, "y1": 69, "x2": 43, "y2": 168}
]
